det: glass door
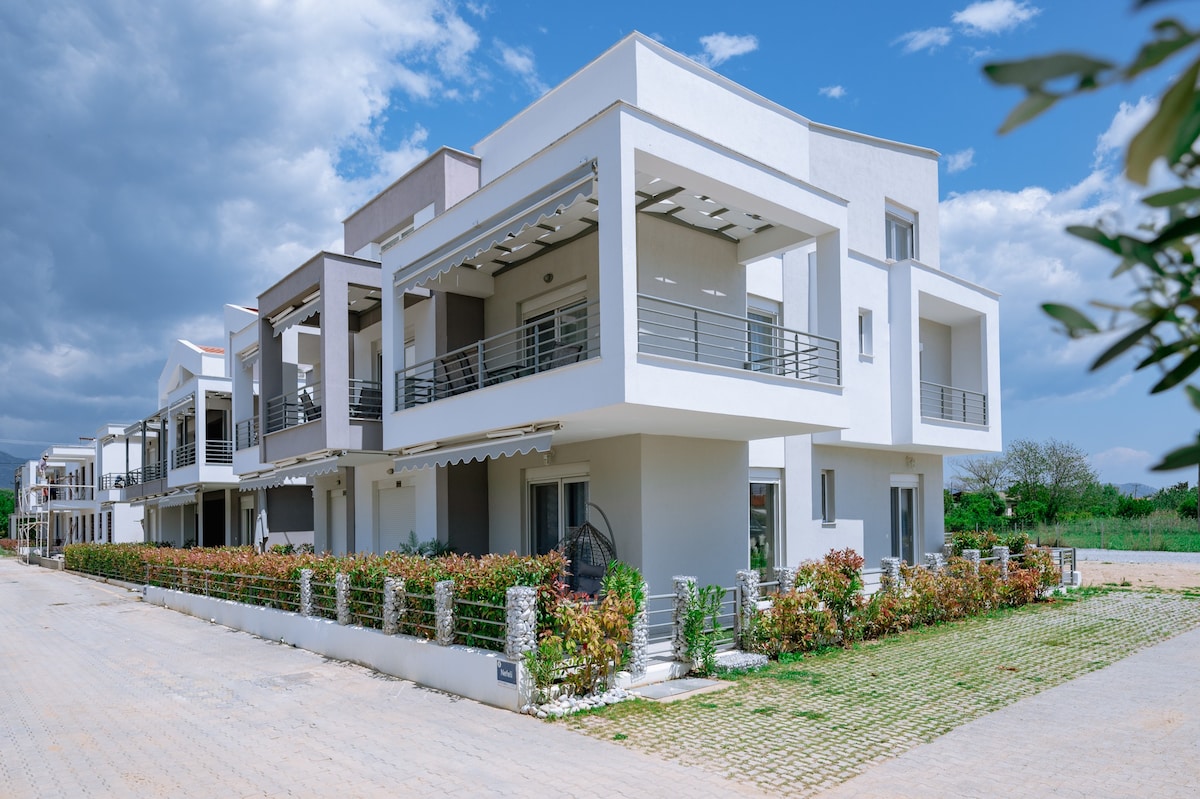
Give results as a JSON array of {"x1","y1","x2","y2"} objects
[
  {"x1": 749, "y1": 482, "x2": 777, "y2": 573},
  {"x1": 891, "y1": 486, "x2": 917, "y2": 564},
  {"x1": 529, "y1": 477, "x2": 588, "y2": 555}
]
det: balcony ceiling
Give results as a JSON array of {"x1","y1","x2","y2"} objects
[
  {"x1": 635, "y1": 172, "x2": 777, "y2": 243},
  {"x1": 461, "y1": 195, "x2": 598, "y2": 275}
]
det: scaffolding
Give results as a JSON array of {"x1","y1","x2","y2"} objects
[{"x1": 12, "y1": 463, "x2": 51, "y2": 562}]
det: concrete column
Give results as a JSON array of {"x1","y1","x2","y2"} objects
[
  {"x1": 504, "y1": 585, "x2": 537, "y2": 660},
  {"x1": 992, "y1": 545, "x2": 1010, "y2": 580},
  {"x1": 671, "y1": 576, "x2": 696, "y2": 663},
  {"x1": 963, "y1": 549, "x2": 981, "y2": 575},
  {"x1": 434, "y1": 579, "x2": 455, "y2": 646},
  {"x1": 335, "y1": 572, "x2": 350, "y2": 625},
  {"x1": 299, "y1": 569, "x2": 313, "y2": 616}
]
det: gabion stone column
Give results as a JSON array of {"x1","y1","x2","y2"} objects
[
  {"x1": 776, "y1": 567, "x2": 797, "y2": 594},
  {"x1": 505, "y1": 586, "x2": 538, "y2": 660},
  {"x1": 735, "y1": 569, "x2": 760, "y2": 646},
  {"x1": 671, "y1": 576, "x2": 696, "y2": 662},
  {"x1": 962, "y1": 549, "x2": 981, "y2": 575},
  {"x1": 335, "y1": 572, "x2": 350, "y2": 625},
  {"x1": 299, "y1": 569, "x2": 313, "y2": 617},
  {"x1": 434, "y1": 579, "x2": 455, "y2": 646},
  {"x1": 382, "y1": 577, "x2": 403, "y2": 635},
  {"x1": 629, "y1": 582, "x2": 650, "y2": 678},
  {"x1": 991, "y1": 545, "x2": 1010, "y2": 580},
  {"x1": 942, "y1": 543, "x2": 955, "y2": 560},
  {"x1": 881, "y1": 557, "x2": 901, "y2": 587},
  {"x1": 924, "y1": 553, "x2": 946, "y2": 572}
]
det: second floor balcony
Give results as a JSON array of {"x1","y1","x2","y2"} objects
[
  {"x1": 920, "y1": 381, "x2": 987, "y2": 426},
  {"x1": 235, "y1": 416, "x2": 260, "y2": 451}
]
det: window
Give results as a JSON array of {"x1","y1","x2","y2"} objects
[
  {"x1": 750, "y1": 482, "x2": 778, "y2": 571},
  {"x1": 820, "y1": 469, "x2": 836, "y2": 524},
  {"x1": 885, "y1": 206, "x2": 916, "y2": 261},
  {"x1": 521, "y1": 281, "x2": 589, "y2": 372},
  {"x1": 528, "y1": 475, "x2": 589, "y2": 556},
  {"x1": 747, "y1": 298, "x2": 781, "y2": 373},
  {"x1": 858, "y1": 309, "x2": 873, "y2": 356}
]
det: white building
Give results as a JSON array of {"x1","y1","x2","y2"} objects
[{"x1": 285, "y1": 32, "x2": 1001, "y2": 592}]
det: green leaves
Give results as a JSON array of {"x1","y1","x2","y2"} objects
[
  {"x1": 1127, "y1": 60, "x2": 1200, "y2": 184},
  {"x1": 985, "y1": 54, "x2": 1114, "y2": 132},
  {"x1": 1042, "y1": 303, "x2": 1099, "y2": 336}
]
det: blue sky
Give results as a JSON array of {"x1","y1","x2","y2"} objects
[{"x1": 1, "y1": 0, "x2": 1196, "y2": 488}]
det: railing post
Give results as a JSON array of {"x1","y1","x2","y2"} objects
[
  {"x1": 630, "y1": 581, "x2": 649, "y2": 679},
  {"x1": 382, "y1": 577, "x2": 401, "y2": 635},
  {"x1": 435, "y1": 579, "x2": 455, "y2": 646},
  {"x1": 476, "y1": 341, "x2": 485, "y2": 390},
  {"x1": 881, "y1": 557, "x2": 901, "y2": 587},
  {"x1": 299, "y1": 569, "x2": 313, "y2": 617},
  {"x1": 735, "y1": 569, "x2": 759, "y2": 646},
  {"x1": 504, "y1": 585, "x2": 538, "y2": 660},
  {"x1": 991, "y1": 545, "x2": 1010, "y2": 580},
  {"x1": 671, "y1": 576, "x2": 696, "y2": 663},
  {"x1": 776, "y1": 566, "x2": 797, "y2": 594},
  {"x1": 962, "y1": 549, "x2": 981, "y2": 575},
  {"x1": 335, "y1": 572, "x2": 350, "y2": 625}
]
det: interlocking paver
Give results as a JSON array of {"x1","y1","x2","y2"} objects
[
  {"x1": 0, "y1": 559, "x2": 760, "y2": 798},
  {"x1": 569, "y1": 589, "x2": 1200, "y2": 797}
]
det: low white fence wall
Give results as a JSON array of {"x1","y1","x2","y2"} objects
[{"x1": 143, "y1": 585, "x2": 527, "y2": 711}]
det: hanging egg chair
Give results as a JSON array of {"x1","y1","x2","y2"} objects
[{"x1": 558, "y1": 502, "x2": 617, "y2": 595}]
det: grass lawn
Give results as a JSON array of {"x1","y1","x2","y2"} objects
[
  {"x1": 567, "y1": 589, "x2": 1200, "y2": 797},
  {"x1": 1031, "y1": 515, "x2": 1200, "y2": 552}
]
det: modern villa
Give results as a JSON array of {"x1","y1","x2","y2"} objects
[{"x1": 12, "y1": 34, "x2": 1000, "y2": 595}]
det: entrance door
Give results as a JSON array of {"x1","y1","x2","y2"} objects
[
  {"x1": 529, "y1": 478, "x2": 588, "y2": 556},
  {"x1": 890, "y1": 486, "x2": 917, "y2": 564},
  {"x1": 202, "y1": 491, "x2": 225, "y2": 547},
  {"x1": 749, "y1": 482, "x2": 778, "y2": 572},
  {"x1": 328, "y1": 490, "x2": 347, "y2": 554}
]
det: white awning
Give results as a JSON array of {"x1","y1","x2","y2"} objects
[
  {"x1": 394, "y1": 162, "x2": 596, "y2": 294},
  {"x1": 238, "y1": 456, "x2": 340, "y2": 491},
  {"x1": 271, "y1": 295, "x2": 323, "y2": 337},
  {"x1": 159, "y1": 489, "x2": 197, "y2": 508},
  {"x1": 393, "y1": 430, "x2": 553, "y2": 473}
]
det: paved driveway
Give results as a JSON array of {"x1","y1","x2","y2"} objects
[{"x1": 0, "y1": 559, "x2": 758, "y2": 798}]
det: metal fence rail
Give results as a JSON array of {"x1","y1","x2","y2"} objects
[
  {"x1": 265, "y1": 383, "x2": 323, "y2": 434},
  {"x1": 235, "y1": 416, "x2": 259, "y2": 450},
  {"x1": 454, "y1": 597, "x2": 507, "y2": 649},
  {"x1": 920, "y1": 380, "x2": 987, "y2": 425}
]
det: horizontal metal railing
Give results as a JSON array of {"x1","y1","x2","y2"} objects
[
  {"x1": 396, "y1": 300, "x2": 600, "y2": 410},
  {"x1": 637, "y1": 294, "x2": 841, "y2": 385},
  {"x1": 235, "y1": 417, "x2": 259, "y2": 450},
  {"x1": 265, "y1": 382, "x2": 323, "y2": 434},
  {"x1": 348, "y1": 379, "x2": 383, "y2": 421},
  {"x1": 43, "y1": 485, "x2": 94, "y2": 501},
  {"x1": 920, "y1": 381, "x2": 987, "y2": 425},
  {"x1": 100, "y1": 473, "x2": 127, "y2": 491},
  {"x1": 205, "y1": 439, "x2": 233, "y2": 465},
  {"x1": 171, "y1": 442, "x2": 196, "y2": 470},
  {"x1": 123, "y1": 462, "x2": 165, "y2": 486}
]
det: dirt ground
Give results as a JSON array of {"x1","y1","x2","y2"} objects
[{"x1": 1081, "y1": 561, "x2": 1200, "y2": 592}]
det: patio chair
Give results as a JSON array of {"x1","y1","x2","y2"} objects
[
  {"x1": 299, "y1": 390, "x2": 322, "y2": 423},
  {"x1": 438, "y1": 352, "x2": 476, "y2": 397}
]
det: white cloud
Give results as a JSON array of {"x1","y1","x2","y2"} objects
[
  {"x1": 695, "y1": 33, "x2": 759, "y2": 67},
  {"x1": 1094, "y1": 97, "x2": 1156, "y2": 168},
  {"x1": 1091, "y1": 446, "x2": 1156, "y2": 483},
  {"x1": 945, "y1": 148, "x2": 976, "y2": 173},
  {"x1": 495, "y1": 41, "x2": 549, "y2": 95},
  {"x1": 819, "y1": 85, "x2": 847, "y2": 99},
  {"x1": 894, "y1": 27, "x2": 952, "y2": 54},
  {"x1": 953, "y1": 0, "x2": 1041, "y2": 35}
]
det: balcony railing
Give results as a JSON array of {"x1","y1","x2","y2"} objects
[
  {"x1": 265, "y1": 383, "x2": 323, "y2": 434},
  {"x1": 124, "y1": 462, "x2": 165, "y2": 486},
  {"x1": 100, "y1": 473, "x2": 128, "y2": 490},
  {"x1": 172, "y1": 442, "x2": 197, "y2": 470},
  {"x1": 920, "y1": 381, "x2": 988, "y2": 425},
  {"x1": 45, "y1": 485, "x2": 94, "y2": 502},
  {"x1": 395, "y1": 300, "x2": 600, "y2": 410},
  {"x1": 206, "y1": 439, "x2": 234, "y2": 464},
  {"x1": 349, "y1": 379, "x2": 383, "y2": 421},
  {"x1": 637, "y1": 295, "x2": 841, "y2": 386},
  {"x1": 235, "y1": 417, "x2": 259, "y2": 450}
]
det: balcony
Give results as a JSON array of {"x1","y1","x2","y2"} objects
[
  {"x1": 920, "y1": 381, "x2": 987, "y2": 426},
  {"x1": 126, "y1": 462, "x2": 165, "y2": 486},
  {"x1": 265, "y1": 383, "x2": 323, "y2": 434},
  {"x1": 349, "y1": 379, "x2": 383, "y2": 421},
  {"x1": 101, "y1": 473, "x2": 128, "y2": 490},
  {"x1": 395, "y1": 300, "x2": 600, "y2": 410},
  {"x1": 172, "y1": 442, "x2": 197, "y2": 470},
  {"x1": 235, "y1": 416, "x2": 259, "y2": 450},
  {"x1": 636, "y1": 295, "x2": 840, "y2": 385},
  {"x1": 206, "y1": 439, "x2": 234, "y2": 464}
]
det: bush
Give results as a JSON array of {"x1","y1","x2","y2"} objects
[
  {"x1": 0, "y1": 538, "x2": 17, "y2": 552},
  {"x1": 744, "y1": 588, "x2": 835, "y2": 657},
  {"x1": 950, "y1": 529, "x2": 1029, "y2": 556},
  {"x1": 64, "y1": 543, "x2": 150, "y2": 581},
  {"x1": 527, "y1": 586, "x2": 636, "y2": 699}
]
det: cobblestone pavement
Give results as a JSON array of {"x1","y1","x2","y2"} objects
[
  {"x1": 0, "y1": 560, "x2": 761, "y2": 798},
  {"x1": 813, "y1": 622, "x2": 1200, "y2": 798},
  {"x1": 570, "y1": 590, "x2": 1200, "y2": 797},
  {"x1": 1076, "y1": 547, "x2": 1200, "y2": 564}
]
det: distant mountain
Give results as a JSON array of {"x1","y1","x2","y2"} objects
[
  {"x1": 0, "y1": 450, "x2": 34, "y2": 487},
  {"x1": 1116, "y1": 482, "x2": 1158, "y2": 498}
]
